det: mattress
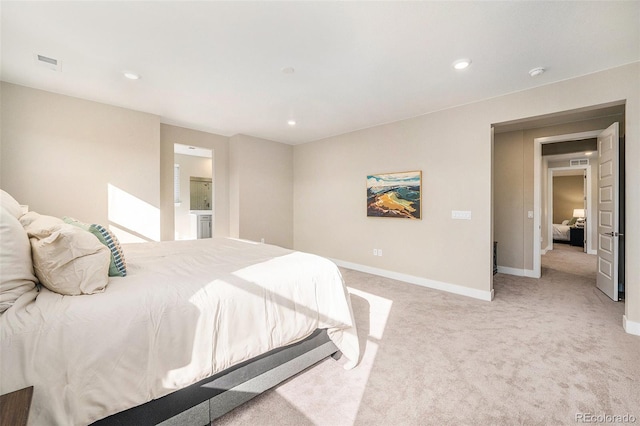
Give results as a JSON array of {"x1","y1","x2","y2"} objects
[
  {"x1": 553, "y1": 223, "x2": 571, "y2": 241},
  {"x1": 0, "y1": 237, "x2": 359, "y2": 425}
]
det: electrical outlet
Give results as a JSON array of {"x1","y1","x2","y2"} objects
[
  {"x1": 260, "y1": 238, "x2": 265, "y2": 244},
  {"x1": 378, "y1": 249, "x2": 383, "y2": 256},
  {"x1": 373, "y1": 249, "x2": 378, "y2": 256}
]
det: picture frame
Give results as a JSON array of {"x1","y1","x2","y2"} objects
[{"x1": 366, "y1": 170, "x2": 421, "y2": 219}]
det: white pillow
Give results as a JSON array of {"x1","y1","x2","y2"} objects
[
  {"x1": 0, "y1": 189, "x2": 23, "y2": 220},
  {"x1": 561, "y1": 220, "x2": 570, "y2": 225},
  {"x1": 0, "y1": 207, "x2": 38, "y2": 313},
  {"x1": 21, "y1": 212, "x2": 110, "y2": 296}
]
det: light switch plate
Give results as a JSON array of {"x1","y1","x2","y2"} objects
[
  {"x1": 527, "y1": 211, "x2": 534, "y2": 219},
  {"x1": 452, "y1": 210, "x2": 472, "y2": 220}
]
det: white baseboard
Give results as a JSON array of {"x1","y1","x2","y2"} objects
[
  {"x1": 497, "y1": 266, "x2": 538, "y2": 278},
  {"x1": 623, "y1": 315, "x2": 640, "y2": 336},
  {"x1": 331, "y1": 259, "x2": 494, "y2": 302}
]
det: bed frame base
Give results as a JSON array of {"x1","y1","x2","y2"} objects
[{"x1": 93, "y1": 329, "x2": 338, "y2": 426}]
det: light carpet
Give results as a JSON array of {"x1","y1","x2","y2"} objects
[{"x1": 215, "y1": 244, "x2": 639, "y2": 425}]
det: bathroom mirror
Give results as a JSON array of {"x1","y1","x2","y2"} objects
[{"x1": 190, "y1": 177, "x2": 212, "y2": 210}]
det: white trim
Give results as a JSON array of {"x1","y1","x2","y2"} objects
[
  {"x1": 332, "y1": 259, "x2": 494, "y2": 301},
  {"x1": 623, "y1": 315, "x2": 640, "y2": 336},
  {"x1": 534, "y1": 130, "x2": 602, "y2": 279},
  {"x1": 497, "y1": 266, "x2": 538, "y2": 278}
]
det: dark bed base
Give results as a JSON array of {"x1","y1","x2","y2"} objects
[{"x1": 92, "y1": 329, "x2": 338, "y2": 426}]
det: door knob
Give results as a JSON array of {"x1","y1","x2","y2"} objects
[{"x1": 602, "y1": 232, "x2": 623, "y2": 237}]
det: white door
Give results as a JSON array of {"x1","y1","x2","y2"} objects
[
  {"x1": 596, "y1": 122, "x2": 619, "y2": 301},
  {"x1": 582, "y1": 170, "x2": 587, "y2": 253}
]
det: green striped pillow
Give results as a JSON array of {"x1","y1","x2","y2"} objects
[{"x1": 63, "y1": 217, "x2": 127, "y2": 277}]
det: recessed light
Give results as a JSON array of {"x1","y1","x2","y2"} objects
[
  {"x1": 123, "y1": 71, "x2": 140, "y2": 80},
  {"x1": 452, "y1": 59, "x2": 471, "y2": 70},
  {"x1": 281, "y1": 67, "x2": 295, "y2": 74},
  {"x1": 287, "y1": 120, "x2": 296, "y2": 126},
  {"x1": 584, "y1": 151, "x2": 593, "y2": 156},
  {"x1": 529, "y1": 67, "x2": 545, "y2": 77}
]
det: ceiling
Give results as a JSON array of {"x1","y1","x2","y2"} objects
[{"x1": 2, "y1": 1, "x2": 638, "y2": 145}]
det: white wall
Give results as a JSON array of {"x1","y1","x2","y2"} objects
[
  {"x1": 293, "y1": 63, "x2": 640, "y2": 327},
  {"x1": 229, "y1": 134, "x2": 293, "y2": 248},
  {"x1": 160, "y1": 124, "x2": 230, "y2": 240},
  {"x1": 0, "y1": 82, "x2": 161, "y2": 242}
]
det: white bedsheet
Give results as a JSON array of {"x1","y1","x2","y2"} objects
[
  {"x1": 553, "y1": 224, "x2": 571, "y2": 241},
  {"x1": 0, "y1": 238, "x2": 359, "y2": 425}
]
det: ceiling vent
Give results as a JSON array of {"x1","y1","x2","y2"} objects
[
  {"x1": 570, "y1": 158, "x2": 589, "y2": 166},
  {"x1": 34, "y1": 54, "x2": 61, "y2": 71}
]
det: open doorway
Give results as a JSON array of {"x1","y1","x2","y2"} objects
[
  {"x1": 173, "y1": 143, "x2": 213, "y2": 240},
  {"x1": 492, "y1": 102, "x2": 625, "y2": 301},
  {"x1": 548, "y1": 166, "x2": 589, "y2": 253}
]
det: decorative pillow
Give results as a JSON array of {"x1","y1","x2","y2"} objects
[
  {"x1": 0, "y1": 189, "x2": 24, "y2": 220},
  {"x1": 561, "y1": 220, "x2": 570, "y2": 225},
  {"x1": 21, "y1": 212, "x2": 110, "y2": 296},
  {"x1": 568, "y1": 217, "x2": 578, "y2": 226},
  {"x1": 0, "y1": 207, "x2": 38, "y2": 313},
  {"x1": 63, "y1": 217, "x2": 127, "y2": 277}
]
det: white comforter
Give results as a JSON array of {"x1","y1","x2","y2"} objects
[
  {"x1": 553, "y1": 223, "x2": 571, "y2": 241},
  {"x1": 0, "y1": 238, "x2": 359, "y2": 425}
]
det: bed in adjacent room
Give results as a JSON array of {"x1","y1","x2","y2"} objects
[
  {"x1": 553, "y1": 218, "x2": 577, "y2": 243},
  {"x1": 0, "y1": 190, "x2": 359, "y2": 426},
  {"x1": 552, "y1": 219, "x2": 572, "y2": 242}
]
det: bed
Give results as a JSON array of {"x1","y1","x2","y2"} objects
[
  {"x1": 0, "y1": 191, "x2": 359, "y2": 425},
  {"x1": 552, "y1": 221, "x2": 571, "y2": 242}
]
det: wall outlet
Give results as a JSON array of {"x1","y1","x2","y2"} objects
[
  {"x1": 378, "y1": 249, "x2": 383, "y2": 256},
  {"x1": 260, "y1": 238, "x2": 265, "y2": 244},
  {"x1": 527, "y1": 211, "x2": 534, "y2": 219},
  {"x1": 373, "y1": 249, "x2": 378, "y2": 256}
]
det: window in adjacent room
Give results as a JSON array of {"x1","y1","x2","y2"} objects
[{"x1": 174, "y1": 164, "x2": 181, "y2": 205}]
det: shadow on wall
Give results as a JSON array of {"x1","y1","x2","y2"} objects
[{"x1": 107, "y1": 183, "x2": 160, "y2": 243}]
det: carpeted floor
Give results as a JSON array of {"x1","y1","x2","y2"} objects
[{"x1": 215, "y1": 244, "x2": 639, "y2": 425}]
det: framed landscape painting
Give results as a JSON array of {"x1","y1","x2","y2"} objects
[{"x1": 367, "y1": 171, "x2": 421, "y2": 219}]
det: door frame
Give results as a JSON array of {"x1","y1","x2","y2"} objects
[
  {"x1": 546, "y1": 165, "x2": 593, "y2": 254},
  {"x1": 533, "y1": 130, "x2": 603, "y2": 277}
]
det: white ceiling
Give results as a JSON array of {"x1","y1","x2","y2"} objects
[{"x1": 2, "y1": 1, "x2": 638, "y2": 145}]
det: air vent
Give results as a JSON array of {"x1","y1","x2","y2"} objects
[
  {"x1": 570, "y1": 159, "x2": 589, "y2": 166},
  {"x1": 33, "y1": 53, "x2": 61, "y2": 71}
]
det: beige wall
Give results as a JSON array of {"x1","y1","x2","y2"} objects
[
  {"x1": 294, "y1": 63, "x2": 639, "y2": 325},
  {"x1": 553, "y1": 176, "x2": 584, "y2": 223},
  {"x1": 294, "y1": 107, "x2": 492, "y2": 293},
  {"x1": 160, "y1": 124, "x2": 229, "y2": 240},
  {"x1": 229, "y1": 134, "x2": 293, "y2": 248},
  {"x1": 174, "y1": 153, "x2": 212, "y2": 240},
  {"x1": 0, "y1": 82, "x2": 161, "y2": 242},
  {"x1": 494, "y1": 132, "x2": 526, "y2": 269}
]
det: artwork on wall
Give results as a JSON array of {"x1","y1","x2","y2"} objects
[{"x1": 366, "y1": 170, "x2": 421, "y2": 219}]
